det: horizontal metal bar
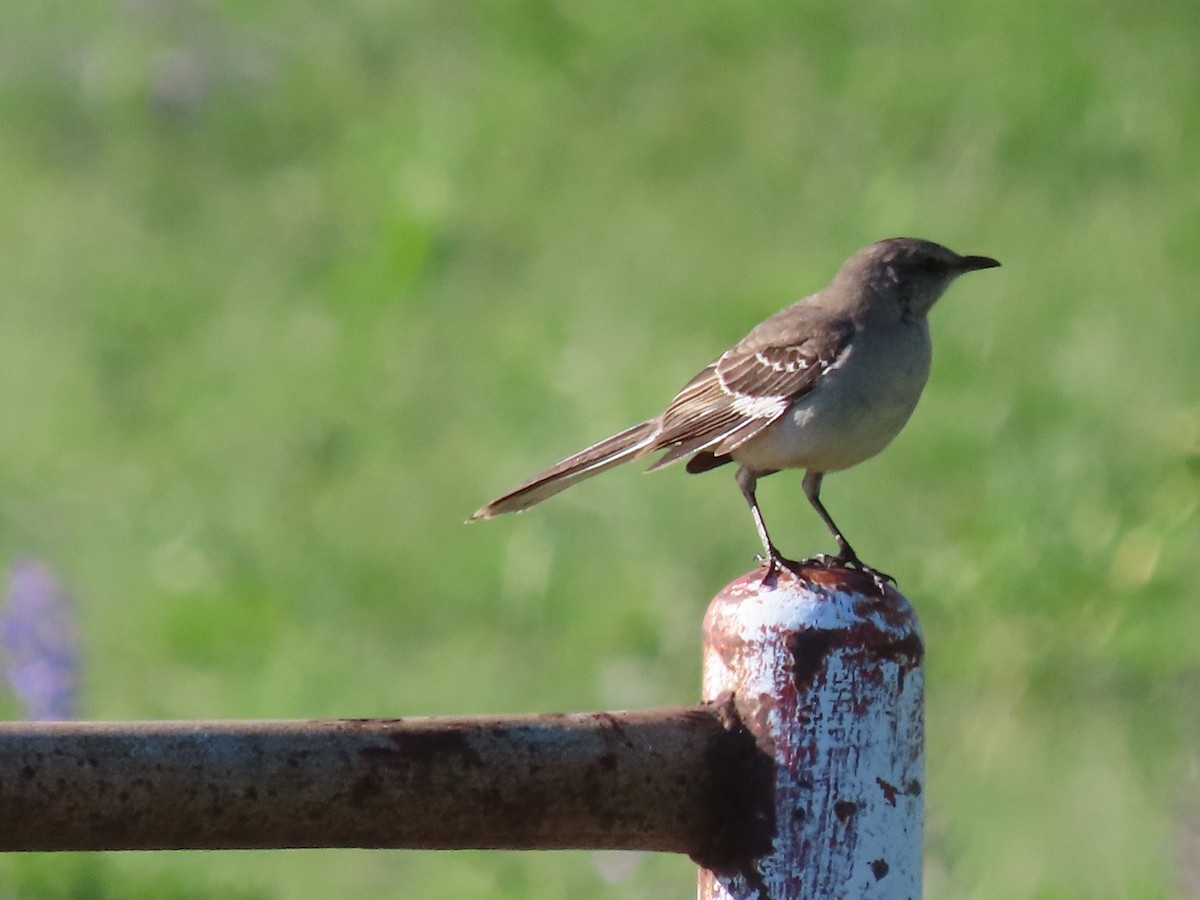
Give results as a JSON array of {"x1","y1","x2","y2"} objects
[{"x1": 0, "y1": 707, "x2": 749, "y2": 855}]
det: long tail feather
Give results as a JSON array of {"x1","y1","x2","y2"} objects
[{"x1": 468, "y1": 420, "x2": 659, "y2": 520}]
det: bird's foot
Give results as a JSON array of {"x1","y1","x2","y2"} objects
[
  {"x1": 756, "y1": 547, "x2": 806, "y2": 584},
  {"x1": 795, "y1": 553, "x2": 841, "y2": 569},
  {"x1": 757, "y1": 550, "x2": 895, "y2": 595},
  {"x1": 865, "y1": 567, "x2": 895, "y2": 596},
  {"x1": 757, "y1": 551, "x2": 840, "y2": 583},
  {"x1": 755, "y1": 551, "x2": 784, "y2": 583},
  {"x1": 837, "y1": 554, "x2": 895, "y2": 595},
  {"x1": 792, "y1": 551, "x2": 895, "y2": 595}
]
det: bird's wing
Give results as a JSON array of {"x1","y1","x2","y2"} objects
[{"x1": 646, "y1": 306, "x2": 854, "y2": 469}]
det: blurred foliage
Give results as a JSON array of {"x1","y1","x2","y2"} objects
[{"x1": 1, "y1": 0, "x2": 1198, "y2": 896}]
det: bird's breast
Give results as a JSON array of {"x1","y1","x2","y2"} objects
[{"x1": 732, "y1": 321, "x2": 932, "y2": 474}]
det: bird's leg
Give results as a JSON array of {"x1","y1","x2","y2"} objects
[
  {"x1": 801, "y1": 471, "x2": 858, "y2": 561},
  {"x1": 801, "y1": 471, "x2": 894, "y2": 591},
  {"x1": 736, "y1": 467, "x2": 790, "y2": 576}
]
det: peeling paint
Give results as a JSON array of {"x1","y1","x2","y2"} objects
[{"x1": 699, "y1": 566, "x2": 924, "y2": 899}]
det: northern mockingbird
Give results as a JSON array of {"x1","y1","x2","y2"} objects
[{"x1": 470, "y1": 237, "x2": 999, "y2": 584}]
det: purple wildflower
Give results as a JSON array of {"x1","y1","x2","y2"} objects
[{"x1": 1, "y1": 559, "x2": 81, "y2": 720}]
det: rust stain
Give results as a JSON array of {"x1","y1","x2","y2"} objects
[
  {"x1": 870, "y1": 632, "x2": 924, "y2": 668},
  {"x1": 705, "y1": 624, "x2": 748, "y2": 668},
  {"x1": 794, "y1": 565, "x2": 877, "y2": 594},
  {"x1": 833, "y1": 800, "x2": 858, "y2": 823},
  {"x1": 693, "y1": 697, "x2": 776, "y2": 884},
  {"x1": 787, "y1": 629, "x2": 837, "y2": 693},
  {"x1": 874, "y1": 777, "x2": 920, "y2": 808},
  {"x1": 348, "y1": 770, "x2": 383, "y2": 806},
  {"x1": 384, "y1": 730, "x2": 484, "y2": 767},
  {"x1": 870, "y1": 858, "x2": 890, "y2": 880},
  {"x1": 876, "y1": 777, "x2": 899, "y2": 806},
  {"x1": 352, "y1": 728, "x2": 485, "y2": 803}
]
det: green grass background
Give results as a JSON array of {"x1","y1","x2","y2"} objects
[{"x1": 2, "y1": 0, "x2": 1199, "y2": 896}]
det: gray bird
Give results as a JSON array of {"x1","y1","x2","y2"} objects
[{"x1": 470, "y1": 237, "x2": 1000, "y2": 584}]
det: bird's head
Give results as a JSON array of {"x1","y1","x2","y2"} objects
[{"x1": 838, "y1": 237, "x2": 1000, "y2": 319}]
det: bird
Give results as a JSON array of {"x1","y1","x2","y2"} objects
[{"x1": 469, "y1": 237, "x2": 1000, "y2": 585}]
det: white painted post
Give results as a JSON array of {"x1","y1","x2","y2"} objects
[{"x1": 698, "y1": 566, "x2": 924, "y2": 899}]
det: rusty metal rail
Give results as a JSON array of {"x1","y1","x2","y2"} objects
[
  {"x1": 0, "y1": 709, "x2": 765, "y2": 862},
  {"x1": 0, "y1": 566, "x2": 924, "y2": 899}
]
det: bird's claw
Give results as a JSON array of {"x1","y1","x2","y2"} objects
[
  {"x1": 796, "y1": 552, "x2": 895, "y2": 595},
  {"x1": 755, "y1": 551, "x2": 788, "y2": 582},
  {"x1": 838, "y1": 556, "x2": 894, "y2": 595},
  {"x1": 756, "y1": 550, "x2": 895, "y2": 595},
  {"x1": 865, "y1": 568, "x2": 894, "y2": 595},
  {"x1": 756, "y1": 548, "x2": 813, "y2": 583},
  {"x1": 796, "y1": 553, "x2": 840, "y2": 569}
]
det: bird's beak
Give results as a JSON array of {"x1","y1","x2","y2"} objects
[{"x1": 957, "y1": 255, "x2": 1001, "y2": 271}]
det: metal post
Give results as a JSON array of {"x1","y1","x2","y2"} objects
[{"x1": 698, "y1": 566, "x2": 924, "y2": 899}]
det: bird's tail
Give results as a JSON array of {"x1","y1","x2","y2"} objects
[{"x1": 468, "y1": 420, "x2": 659, "y2": 520}]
